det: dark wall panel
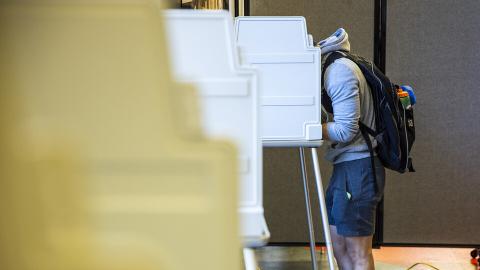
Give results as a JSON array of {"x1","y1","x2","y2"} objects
[
  {"x1": 262, "y1": 148, "x2": 329, "y2": 243},
  {"x1": 384, "y1": 0, "x2": 480, "y2": 245},
  {"x1": 251, "y1": 0, "x2": 374, "y2": 243},
  {"x1": 252, "y1": 0, "x2": 374, "y2": 59}
]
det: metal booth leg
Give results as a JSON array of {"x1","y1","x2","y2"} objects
[
  {"x1": 310, "y1": 148, "x2": 336, "y2": 270},
  {"x1": 243, "y1": 248, "x2": 257, "y2": 270},
  {"x1": 299, "y1": 147, "x2": 319, "y2": 270}
]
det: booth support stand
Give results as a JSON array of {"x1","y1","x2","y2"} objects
[
  {"x1": 310, "y1": 147, "x2": 336, "y2": 270},
  {"x1": 244, "y1": 146, "x2": 336, "y2": 270},
  {"x1": 299, "y1": 146, "x2": 336, "y2": 270},
  {"x1": 299, "y1": 147, "x2": 319, "y2": 270}
]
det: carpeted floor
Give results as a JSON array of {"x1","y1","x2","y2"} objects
[{"x1": 254, "y1": 246, "x2": 474, "y2": 270}]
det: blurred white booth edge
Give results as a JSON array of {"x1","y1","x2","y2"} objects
[{"x1": 164, "y1": 9, "x2": 269, "y2": 248}]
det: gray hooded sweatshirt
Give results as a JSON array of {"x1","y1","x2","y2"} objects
[{"x1": 318, "y1": 28, "x2": 376, "y2": 164}]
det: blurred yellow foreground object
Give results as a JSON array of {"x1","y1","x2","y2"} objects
[
  {"x1": 0, "y1": 0, "x2": 242, "y2": 269},
  {"x1": 0, "y1": 94, "x2": 161, "y2": 270}
]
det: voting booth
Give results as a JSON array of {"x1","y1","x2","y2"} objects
[
  {"x1": 235, "y1": 17, "x2": 336, "y2": 270},
  {"x1": 235, "y1": 16, "x2": 322, "y2": 147},
  {"x1": 0, "y1": 1, "x2": 243, "y2": 270},
  {"x1": 164, "y1": 10, "x2": 268, "y2": 248}
]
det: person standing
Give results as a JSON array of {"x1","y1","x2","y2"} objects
[{"x1": 318, "y1": 28, "x2": 385, "y2": 270}]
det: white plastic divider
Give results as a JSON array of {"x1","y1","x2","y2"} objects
[
  {"x1": 235, "y1": 17, "x2": 337, "y2": 270},
  {"x1": 164, "y1": 10, "x2": 269, "y2": 247},
  {"x1": 235, "y1": 17, "x2": 323, "y2": 147}
]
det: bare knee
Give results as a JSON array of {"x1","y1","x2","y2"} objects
[
  {"x1": 345, "y1": 236, "x2": 374, "y2": 270},
  {"x1": 333, "y1": 241, "x2": 349, "y2": 259},
  {"x1": 330, "y1": 226, "x2": 347, "y2": 253},
  {"x1": 330, "y1": 226, "x2": 354, "y2": 269},
  {"x1": 349, "y1": 247, "x2": 372, "y2": 262}
]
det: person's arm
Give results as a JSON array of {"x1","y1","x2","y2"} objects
[
  {"x1": 322, "y1": 123, "x2": 330, "y2": 141},
  {"x1": 323, "y1": 61, "x2": 360, "y2": 143}
]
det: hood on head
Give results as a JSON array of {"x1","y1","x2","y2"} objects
[{"x1": 317, "y1": 28, "x2": 351, "y2": 55}]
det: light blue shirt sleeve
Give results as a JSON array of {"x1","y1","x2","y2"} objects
[{"x1": 324, "y1": 61, "x2": 360, "y2": 143}]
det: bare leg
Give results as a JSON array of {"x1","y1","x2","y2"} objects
[
  {"x1": 345, "y1": 235, "x2": 374, "y2": 270},
  {"x1": 330, "y1": 225, "x2": 353, "y2": 270}
]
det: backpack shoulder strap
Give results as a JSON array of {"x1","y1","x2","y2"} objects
[
  {"x1": 359, "y1": 122, "x2": 379, "y2": 193},
  {"x1": 321, "y1": 51, "x2": 347, "y2": 113},
  {"x1": 321, "y1": 51, "x2": 347, "y2": 88}
]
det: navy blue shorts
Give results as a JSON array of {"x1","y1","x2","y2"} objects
[{"x1": 326, "y1": 157, "x2": 385, "y2": 237}]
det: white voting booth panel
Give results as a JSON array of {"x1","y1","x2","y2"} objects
[
  {"x1": 235, "y1": 17, "x2": 323, "y2": 147},
  {"x1": 164, "y1": 10, "x2": 269, "y2": 247},
  {"x1": 235, "y1": 17, "x2": 337, "y2": 270},
  {"x1": 0, "y1": 2, "x2": 243, "y2": 270}
]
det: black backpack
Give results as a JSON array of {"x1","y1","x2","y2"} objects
[{"x1": 322, "y1": 51, "x2": 415, "y2": 173}]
